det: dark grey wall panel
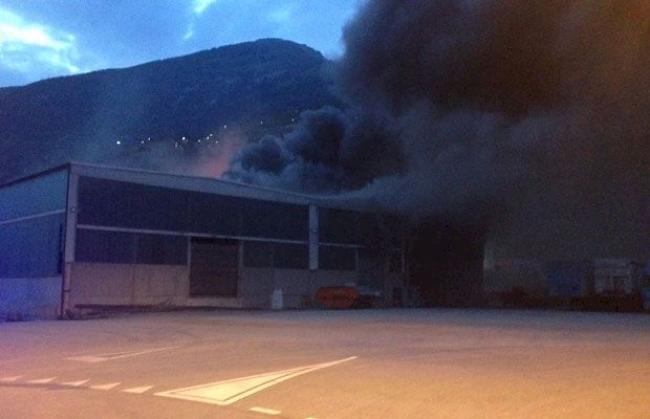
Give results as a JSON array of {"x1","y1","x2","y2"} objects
[
  {"x1": 188, "y1": 193, "x2": 242, "y2": 236},
  {"x1": 273, "y1": 243, "x2": 308, "y2": 269},
  {"x1": 243, "y1": 241, "x2": 308, "y2": 270},
  {"x1": 319, "y1": 245, "x2": 357, "y2": 271},
  {"x1": 77, "y1": 177, "x2": 191, "y2": 231},
  {"x1": 241, "y1": 200, "x2": 308, "y2": 241},
  {"x1": 77, "y1": 177, "x2": 308, "y2": 241},
  {"x1": 0, "y1": 213, "x2": 64, "y2": 277},
  {"x1": 136, "y1": 234, "x2": 188, "y2": 265},
  {"x1": 319, "y1": 210, "x2": 404, "y2": 248},
  {"x1": 76, "y1": 229, "x2": 188, "y2": 266},
  {"x1": 0, "y1": 170, "x2": 67, "y2": 222},
  {"x1": 243, "y1": 241, "x2": 273, "y2": 268},
  {"x1": 75, "y1": 230, "x2": 136, "y2": 264},
  {"x1": 319, "y1": 208, "x2": 361, "y2": 245}
]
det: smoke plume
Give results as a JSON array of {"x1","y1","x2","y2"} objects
[
  {"x1": 227, "y1": 107, "x2": 403, "y2": 192},
  {"x1": 227, "y1": 0, "x2": 650, "y2": 259}
]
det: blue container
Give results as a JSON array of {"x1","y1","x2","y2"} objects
[
  {"x1": 642, "y1": 288, "x2": 650, "y2": 311},
  {"x1": 642, "y1": 263, "x2": 650, "y2": 310},
  {"x1": 545, "y1": 261, "x2": 593, "y2": 298}
]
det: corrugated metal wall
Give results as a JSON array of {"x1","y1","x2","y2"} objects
[{"x1": 0, "y1": 169, "x2": 68, "y2": 318}]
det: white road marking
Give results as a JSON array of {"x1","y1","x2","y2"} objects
[
  {"x1": 61, "y1": 379, "x2": 90, "y2": 387},
  {"x1": 66, "y1": 346, "x2": 178, "y2": 363},
  {"x1": 27, "y1": 377, "x2": 56, "y2": 384},
  {"x1": 0, "y1": 376, "x2": 22, "y2": 382},
  {"x1": 90, "y1": 382, "x2": 121, "y2": 391},
  {"x1": 155, "y1": 356, "x2": 357, "y2": 406},
  {"x1": 249, "y1": 407, "x2": 282, "y2": 416},
  {"x1": 122, "y1": 385, "x2": 154, "y2": 394}
]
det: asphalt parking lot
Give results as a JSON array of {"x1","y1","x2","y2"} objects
[{"x1": 1, "y1": 308, "x2": 650, "y2": 418}]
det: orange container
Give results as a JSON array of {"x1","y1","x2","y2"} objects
[{"x1": 314, "y1": 286, "x2": 360, "y2": 309}]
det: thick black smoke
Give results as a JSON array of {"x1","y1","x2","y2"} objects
[
  {"x1": 228, "y1": 0, "x2": 649, "y2": 259},
  {"x1": 227, "y1": 106, "x2": 403, "y2": 192}
]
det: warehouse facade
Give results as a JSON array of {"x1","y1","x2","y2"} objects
[{"x1": 0, "y1": 163, "x2": 406, "y2": 319}]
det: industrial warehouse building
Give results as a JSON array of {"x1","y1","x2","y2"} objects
[
  {"x1": 0, "y1": 163, "x2": 406, "y2": 318},
  {"x1": 5, "y1": 163, "x2": 643, "y2": 320}
]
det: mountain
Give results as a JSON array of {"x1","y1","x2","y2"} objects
[{"x1": 0, "y1": 39, "x2": 340, "y2": 181}]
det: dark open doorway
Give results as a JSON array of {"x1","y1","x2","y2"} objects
[
  {"x1": 409, "y1": 221, "x2": 486, "y2": 307},
  {"x1": 189, "y1": 238, "x2": 239, "y2": 297}
]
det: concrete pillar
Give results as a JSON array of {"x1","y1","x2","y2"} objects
[
  {"x1": 309, "y1": 205, "x2": 319, "y2": 270},
  {"x1": 61, "y1": 172, "x2": 79, "y2": 316}
]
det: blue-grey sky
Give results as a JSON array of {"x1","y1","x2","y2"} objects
[{"x1": 0, "y1": 0, "x2": 363, "y2": 87}]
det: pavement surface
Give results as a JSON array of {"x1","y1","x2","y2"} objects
[{"x1": 1, "y1": 308, "x2": 650, "y2": 419}]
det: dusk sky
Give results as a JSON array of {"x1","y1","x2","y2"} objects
[{"x1": 0, "y1": 0, "x2": 363, "y2": 87}]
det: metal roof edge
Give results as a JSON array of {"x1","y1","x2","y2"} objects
[
  {"x1": 67, "y1": 161, "x2": 318, "y2": 198},
  {"x1": 1, "y1": 161, "x2": 374, "y2": 212},
  {"x1": 0, "y1": 163, "x2": 71, "y2": 190}
]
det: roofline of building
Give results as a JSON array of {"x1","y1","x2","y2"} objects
[
  {"x1": 67, "y1": 161, "x2": 319, "y2": 200},
  {"x1": 0, "y1": 161, "x2": 312, "y2": 199},
  {"x1": 0, "y1": 163, "x2": 71, "y2": 189},
  {"x1": 0, "y1": 162, "x2": 372, "y2": 211}
]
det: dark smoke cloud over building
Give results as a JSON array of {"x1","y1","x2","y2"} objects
[
  {"x1": 227, "y1": 0, "x2": 649, "y2": 260},
  {"x1": 228, "y1": 107, "x2": 403, "y2": 193}
]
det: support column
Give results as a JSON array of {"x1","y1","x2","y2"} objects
[
  {"x1": 308, "y1": 205, "x2": 319, "y2": 271},
  {"x1": 61, "y1": 172, "x2": 79, "y2": 317}
]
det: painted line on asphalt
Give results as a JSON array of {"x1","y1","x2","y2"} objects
[
  {"x1": 249, "y1": 407, "x2": 282, "y2": 416},
  {"x1": 2, "y1": 374, "x2": 323, "y2": 418},
  {"x1": 155, "y1": 356, "x2": 358, "y2": 406},
  {"x1": 61, "y1": 379, "x2": 90, "y2": 387},
  {"x1": 90, "y1": 382, "x2": 121, "y2": 391},
  {"x1": 122, "y1": 385, "x2": 154, "y2": 394},
  {"x1": 3, "y1": 375, "x2": 157, "y2": 395},
  {"x1": 66, "y1": 346, "x2": 179, "y2": 363},
  {"x1": 27, "y1": 377, "x2": 56, "y2": 384}
]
